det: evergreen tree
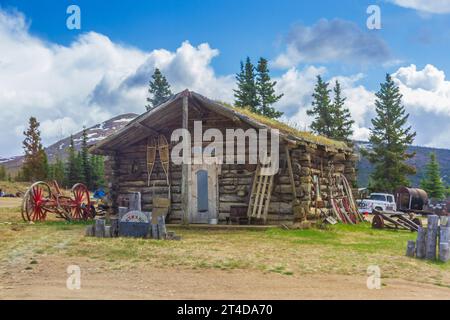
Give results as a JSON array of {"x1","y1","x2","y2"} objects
[
  {"x1": 0, "y1": 165, "x2": 6, "y2": 181},
  {"x1": 255, "y1": 57, "x2": 283, "y2": 119},
  {"x1": 146, "y1": 68, "x2": 173, "y2": 111},
  {"x1": 22, "y1": 117, "x2": 48, "y2": 181},
  {"x1": 48, "y1": 156, "x2": 65, "y2": 187},
  {"x1": 365, "y1": 74, "x2": 416, "y2": 193},
  {"x1": 234, "y1": 57, "x2": 259, "y2": 112},
  {"x1": 80, "y1": 128, "x2": 91, "y2": 188},
  {"x1": 332, "y1": 80, "x2": 354, "y2": 142},
  {"x1": 307, "y1": 76, "x2": 334, "y2": 138},
  {"x1": 421, "y1": 152, "x2": 445, "y2": 200},
  {"x1": 90, "y1": 155, "x2": 105, "y2": 190},
  {"x1": 66, "y1": 135, "x2": 81, "y2": 186}
]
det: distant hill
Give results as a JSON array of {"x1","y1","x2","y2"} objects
[
  {"x1": 0, "y1": 113, "x2": 138, "y2": 176},
  {"x1": 355, "y1": 141, "x2": 450, "y2": 188}
]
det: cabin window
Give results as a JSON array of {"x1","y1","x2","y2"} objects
[{"x1": 197, "y1": 170, "x2": 209, "y2": 212}]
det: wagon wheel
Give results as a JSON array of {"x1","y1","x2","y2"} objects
[
  {"x1": 21, "y1": 182, "x2": 52, "y2": 222},
  {"x1": 372, "y1": 215, "x2": 385, "y2": 229},
  {"x1": 70, "y1": 183, "x2": 92, "y2": 220}
]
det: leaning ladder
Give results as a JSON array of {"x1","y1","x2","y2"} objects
[{"x1": 247, "y1": 162, "x2": 275, "y2": 224}]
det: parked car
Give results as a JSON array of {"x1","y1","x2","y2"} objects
[{"x1": 357, "y1": 193, "x2": 397, "y2": 214}]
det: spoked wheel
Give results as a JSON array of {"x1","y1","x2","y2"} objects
[
  {"x1": 70, "y1": 183, "x2": 92, "y2": 221},
  {"x1": 22, "y1": 182, "x2": 52, "y2": 222},
  {"x1": 372, "y1": 215, "x2": 385, "y2": 229}
]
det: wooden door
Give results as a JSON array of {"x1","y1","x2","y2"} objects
[{"x1": 190, "y1": 164, "x2": 219, "y2": 224}]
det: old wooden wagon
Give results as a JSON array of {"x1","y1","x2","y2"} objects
[{"x1": 90, "y1": 90, "x2": 358, "y2": 225}]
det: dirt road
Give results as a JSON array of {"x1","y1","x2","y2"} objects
[{"x1": 1, "y1": 255, "x2": 449, "y2": 300}]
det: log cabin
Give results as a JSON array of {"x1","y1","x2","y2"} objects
[{"x1": 90, "y1": 90, "x2": 358, "y2": 225}]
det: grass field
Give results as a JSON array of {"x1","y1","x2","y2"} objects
[{"x1": 1, "y1": 198, "x2": 449, "y2": 299}]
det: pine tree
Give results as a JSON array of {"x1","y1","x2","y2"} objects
[
  {"x1": 255, "y1": 57, "x2": 284, "y2": 119},
  {"x1": 365, "y1": 74, "x2": 416, "y2": 193},
  {"x1": 48, "y1": 156, "x2": 65, "y2": 187},
  {"x1": 90, "y1": 155, "x2": 105, "y2": 190},
  {"x1": 332, "y1": 80, "x2": 354, "y2": 142},
  {"x1": 421, "y1": 152, "x2": 445, "y2": 200},
  {"x1": 66, "y1": 135, "x2": 81, "y2": 186},
  {"x1": 234, "y1": 57, "x2": 259, "y2": 112},
  {"x1": 146, "y1": 68, "x2": 173, "y2": 111},
  {"x1": 22, "y1": 117, "x2": 48, "y2": 181},
  {"x1": 80, "y1": 128, "x2": 91, "y2": 188},
  {"x1": 307, "y1": 76, "x2": 334, "y2": 138}
]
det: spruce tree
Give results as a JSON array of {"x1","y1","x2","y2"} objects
[
  {"x1": 234, "y1": 57, "x2": 259, "y2": 112},
  {"x1": 332, "y1": 80, "x2": 354, "y2": 142},
  {"x1": 90, "y1": 155, "x2": 105, "y2": 190},
  {"x1": 22, "y1": 117, "x2": 48, "y2": 181},
  {"x1": 66, "y1": 135, "x2": 80, "y2": 186},
  {"x1": 365, "y1": 74, "x2": 416, "y2": 193},
  {"x1": 81, "y1": 128, "x2": 91, "y2": 188},
  {"x1": 307, "y1": 76, "x2": 334, "y2": 138},
  {"x1": 146, "y1": 68, "x2": 173, "y2": 111},
  {"x1": 420, "y1": 152, "x2": 445, "y2": 200},
  {"x1": 255, "y1": 57, "x2": 284, "y2": 119},
  {"x1": 48, "y1": 156, "x2": 65, "y2": 187}
]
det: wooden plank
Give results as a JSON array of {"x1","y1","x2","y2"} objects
[
  {"x1": 285, "y1": 146, "x2": 297, "y2": 199},
  {"x1": 181, "y1": 94, "x2": 190, "y2": 225}
]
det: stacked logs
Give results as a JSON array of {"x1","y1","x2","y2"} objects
[{"x1": 406, "y1": 215, "x2": 450, "y2": 262}]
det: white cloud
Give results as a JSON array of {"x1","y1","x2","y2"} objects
[
  {"x1": 393, "y1": 64, "x2": 450, "y2": 116},
  {"x1": 273, "y1": 19, "x2": 391, "y2": 68},
  {"x1": 390, "y1": 0, "x2": 450, "y2": 14},
  {"x1": 2, "y1": 7, "x2": 450, "y2": 158},
  {"x1": 0, "y1": 9, "x2": 234, "y2": 157}
]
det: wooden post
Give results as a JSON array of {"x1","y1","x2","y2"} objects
[
  {"x1": 406, "y1": 240, "x2": 415, "y2": 257},
  {"x1": 440, "y1": 226, "x2": 450, "y2": 244},
  {"x1": 181, "y1": 93, "x2": 191, "y2": 225},
  {"x1": 416, "y1": 226, "x2": 427, "y2": 259},
  {"x1": 95, "y1": 219, "x2": 105, "y2": 238},
  {"x1": 439, "y1": 243, "x2": 450, "y2": 262},
  {"x1": 426, "y1": 215, "x2": 439, "y2": 260}
]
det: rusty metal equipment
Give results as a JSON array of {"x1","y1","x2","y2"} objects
[
  {"x1": 395, "y1": 187, "x2": 428, "y2": 212},
  {"x1": 372, "y1": 208, "x2": 422, "y2": 232},
  {"x1": 21, "y1": 180, "x2": 94, "y2": 222}
]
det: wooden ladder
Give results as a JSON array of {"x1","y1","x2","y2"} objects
[{"x1": 247, "y1": 162, "x2": 275, "y2": 224}]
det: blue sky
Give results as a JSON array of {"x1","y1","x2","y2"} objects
[
  {"x1": 3, "y1": 0, "x2": 450, "y2": 88},
  {"x1": 1, "y1": 0, "x2": 450, "y2": 156}
]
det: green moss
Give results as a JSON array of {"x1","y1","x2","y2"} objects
[{"x1": 218, "y1": 102, "x2": 349, "y2": 150}]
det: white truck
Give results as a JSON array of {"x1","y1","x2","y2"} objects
[{"x1": 358, "y1": 193, "x2": 397, "y2": 214}]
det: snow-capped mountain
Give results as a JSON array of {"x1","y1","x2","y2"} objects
[{"x1": 0, "y1": 113, "x2": 138, "y2": 174}]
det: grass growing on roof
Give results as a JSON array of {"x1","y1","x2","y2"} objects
[{"x1": 217, "y1": 101, "x2": 349, "y2": 150}]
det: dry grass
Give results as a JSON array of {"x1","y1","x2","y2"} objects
[
  {"x1": 0, "y1": 181, "x2": 30, "y2": 195},
  {"x1": 1, "y1": 204, "x2": 449, "y2": 288}
]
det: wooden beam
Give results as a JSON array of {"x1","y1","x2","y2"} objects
[
  {"x1": 181, "y1": 94, "x2": 191, "y2": 225},
  {"x1": 285, "y1": 145, "x2": 297, "y2": 199},
  {"x1": 133, "y1": 122, "x2": 159, "y2": 136}
]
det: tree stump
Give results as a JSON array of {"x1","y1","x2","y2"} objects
[
  {"x1": 95, "y1": 219, "x2": 106, "y2": 238},
  {"x1": 110, "y1": 218, "x2": 119, "y2": 237},
  {"x1": 426, "y1": 215, "x2": 439, "y2": 260},
  {"x1": 416, "y1": 227, "x2": 427, "y2": 259},
  {"x1": 440, "y1": 226, "x2": 450, "y2": 244},
  {"x1": 104, "y1": 226, "x2": 112, "y2": 238},
  {"x1": 439, "y1": 243, "x2": 450, "y2": 262},
  {"x1": 406, "y1": 240, "x2": 415, "y2": 257},
  {"x1": 85, "y1": 225, "x2": 95, "y2": 237},
  {"x1": 157, "y1": 215, "x2": 167, "y2": 239}
]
